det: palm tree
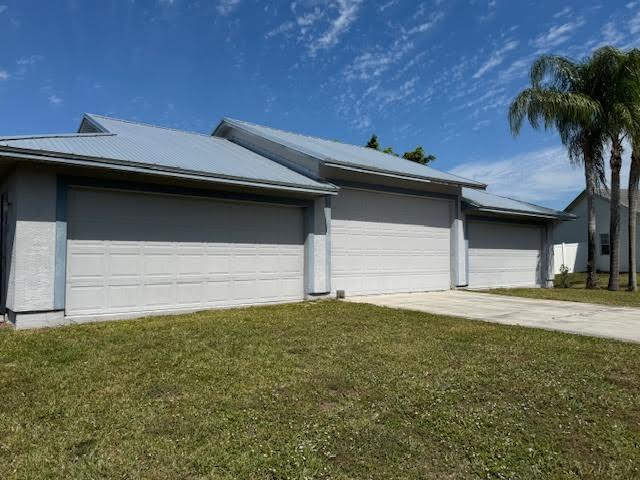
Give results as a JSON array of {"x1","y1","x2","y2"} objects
[
  {"x1": 625, "y1": 49, "x2": 640, "y2": 291},
  {"x1": 629, "y1": 145, "x2": 640, "y2": 291},
  {"x1": 588, "y1": 47, "x2": 640, "y2": 291},
  {"x1": 509, "y1": 54, "x2": 605, "y2": 289}
]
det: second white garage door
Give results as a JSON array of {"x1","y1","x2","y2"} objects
[
  {"x1": 467, "y1": 220, "x2": 542, "y2": 288},
  {"x1": 332, "y1": 188, "x2": 452, "y2": 295},
  {"x1": 65, "y1": 188, "x2": 305, "y2": 318}
]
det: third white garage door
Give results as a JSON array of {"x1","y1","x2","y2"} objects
[
  {"x1": 467, "y1": 220, "x2": 542, "y2": 288},
  {"x1": 332, "y1": 188, "x2": 452, "y2": 295},
  {"x1": 65, "y1": 188, "x2": 305, "y2": 318}
]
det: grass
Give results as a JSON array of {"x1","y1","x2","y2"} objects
[
  {"x1": 1, "y1": 301, "x2": 640, "y2": 479},
  {"x1": 486, "y1": 272, "x2": 640, "y2": 308}
]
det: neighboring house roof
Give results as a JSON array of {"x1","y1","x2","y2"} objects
[
  {"x1": 214, "y1": 118, "x2": 485, "y2": 189},
  {"x1": 462, "y1": 187, "x2": 575, "y2": 220},
  {"x1": 0, "y1": 114, "x2": 337, "y2": 194},
  {"x1": 564, "y1": 188, "x2": 639, "y2": 212}
]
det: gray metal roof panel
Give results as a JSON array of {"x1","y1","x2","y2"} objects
[
  {"x1": 219, "y1": 118, "x2": 485, "y2": 188},
  {"x1": 0, "y1": 114, "x2": 335, "y2": 193},
  {"x1": 462, "y1": 187, "x2": 573, "y2": 219}
]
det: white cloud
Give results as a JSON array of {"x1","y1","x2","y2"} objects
[
  {"x1": 0, "y1": 70, "x2": 9, "y2": 80},
  {"x1": 0, "y1": 5, "x2": 7, "y2": 14},
  {"x1": 403, "y1": 11, "x2": 444, "y2": 35},
  {"x1": 553, "y1": 6, "x2": 572, "y2": 19},
  {"x1": 531, "y1": 19, "x2": 585, "y2": 52},
  {"x1": 158, "y1": 0, "x2": 176, "y2": 5},
  {"x1": 629, "y1": 10, "x2": 640, "y2": 34},
  {"x1": 309, "y1": 0, "x2": 361, "y2": 56},
  {"x1": 216, "y1": 0, "x2": 241, "y2": 16},
  {"x1": 379, "y1": 0, "x2": 398, "y2": 12},
  {"x1": 451, "y1": 144, "x2": 633, "y2": 208},
  {"x1": 48, "y1": 95, "x2": 63, "y2": 105},
  {"x1": 473, "y1": 39, "x2": 519, "y2": 79},
  {"x1": 450, "y1": 147, "x2": 584, "y2": 206},
  {"x1": 344, "y1": 40, "x2": 414, "y2": 81},
  {"x1": 17, "y1": 54, "x2": 43, "y2": 66}
]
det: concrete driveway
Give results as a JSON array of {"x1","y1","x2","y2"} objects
[{"x1": 347, "y1": 290, "x2": 640, "y2": 343}]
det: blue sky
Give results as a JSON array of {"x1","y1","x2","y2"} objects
[{"x1": 0, "y1": 0, "x2": 639, "y2": 209}]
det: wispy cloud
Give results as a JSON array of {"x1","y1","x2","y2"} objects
[
  {"x1": 553, "y1": 6, "x2": 572, "y2": 19},
  {"x1": 629, "y1": 10, "x2": 640, "y2": 34},
  {"x1": 473, "y1": 39, "x2": 519, "y2": 79},
  {"x1": 158, "y1": 0, "x2": 176, "y2": 5},
  {"x1": 309, "y1": 0, "x2": 362, "y2": 56},
  {"x1": 344, "y1": 40, "x2": 414, "y2": 81},
  {"x1": 479, "y1": 0, "x2": 498, "y2": 22},
  {"x1": 531, "y1": 19, "x2": 585, "y2": 52},
  {"x1": 450, "y1": 147, "x2": 584, "y2": 206},
  {"x1": 0, "y1": 70, "x2": 9, "y2": 81},
  {"x1": 48, "y1": 94, "x2": 63, "y2": 105},
  {"x1": 0, "y1": 5, "x2": 7, "y2": 14},
  {"x1": 403, "y1": 11, "x2": 444, "y2": 35},
  {"x1": 17, "y1": 54, "x2": 43, "y2": 66},
  {"x1": 216, "y1": 0, "x2": 241, "y2": 16}
]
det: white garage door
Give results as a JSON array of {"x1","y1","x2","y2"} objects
[
  {"x1": 65, "y1": 188, "x2": 305, "y2": 317},
  {"x1": 332, "y1": 188, "x2": 451, "y2": 295},
  {"x1": 468, "y1": 220, "x2": 542, "y2": 288}
]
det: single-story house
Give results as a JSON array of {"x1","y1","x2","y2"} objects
[
  {"x1": 554, "y1": 188, "x2": 639, "y2": 272},
  {"x1": 0, "y1": 114, "x2": 573, "y2": 328}
]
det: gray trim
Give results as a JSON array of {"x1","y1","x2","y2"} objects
[
  {"x1": 466, "y1": 215, "x2": 550, "y2": 227},
  {"x1": 463, "y1": 203, "x2": 574, "y2": 221},
  {"x1": 325, "y1": 162, "x2": 484, "y2": 189},
  {"x1": 304, "y1": 205, "x2": 315, "y2": 295},
  {"x1": 324, "y1": 195, "x2": 332, "y2": 293},
  {"x1": 0, "y1": 149, "x2": 337, "y2": 195},
  {"x1": 53, "y1": 177, "x2": 67, "y2": 310},
  {"x1": 331, "y1": 180, "x2": 458, "y2": 201},
  {"x1": 61, "y1": 176, "x2": 315, "y2": 208},
  {"x1": 464, "y1": 210, "x2": 561, "y2": 224}
]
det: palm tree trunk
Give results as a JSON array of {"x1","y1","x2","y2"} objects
[
  {"x1": 585, "y1": 142, "x2": 598, "y2": 289},
  {"x1": 608, "y1": 136, "x2": 623, "y2": 291},
  {"x1": 629, "y1": 145, "x2": 640, "y2": 292}
]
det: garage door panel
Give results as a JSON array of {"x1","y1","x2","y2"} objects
[
  {"x1": 66, "y1": 188, "x2": 305, "y2": 317},
  {"x1": 332, "y1": 189, "x2": 451, "y2": 295},
  {"x1": 468, "y1": 220, "x2": 542, "y2": 288}
]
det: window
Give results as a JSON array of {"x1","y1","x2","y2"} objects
[{"x1": 600, "y1": 233, "x2": 610, "y2": 256}]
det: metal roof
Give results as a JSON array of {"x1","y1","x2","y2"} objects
[
  {"x1": 462, "y1": 187, "x2": 574, "y2": 220},
  {"x1": 0, "y1": 114, "x2": 336, "y2": 194},
  {"x1": 216, "y1": 118, "x2": 485, "y2": 188}
]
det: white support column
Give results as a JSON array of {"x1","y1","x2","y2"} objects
[
  {"x1": 304, "y1": 195, "x2": 332, "y2": 296},
  {"x1": 542, "y1": 223, "x2": 555, "y2": 288},
  {"x1": 451, "y1": 196, "x2": 467, "y2": 287}
]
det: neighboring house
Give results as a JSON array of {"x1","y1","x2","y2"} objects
[
  {"x1": 554, "y1": 188, "x2": 640, "y2": 273},
  {"x1": 0, "y1": 114, "x2": 573, "y2": 328}
]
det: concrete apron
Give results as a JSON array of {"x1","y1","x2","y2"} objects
[{"x1": 346, "y1": 290, "x2": 640, "y2": 344}]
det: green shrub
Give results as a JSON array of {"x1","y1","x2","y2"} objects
[{"x1": 557, "y1": 265, "x2": 571, "y2": 288}]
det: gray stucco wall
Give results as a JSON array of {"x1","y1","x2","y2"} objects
[
  {"x1": 554, "y1": 194, "x2": 640, "y2": 272},
  {"x1": 11, "y1": 167, "x2": 58, "y2": 312}
]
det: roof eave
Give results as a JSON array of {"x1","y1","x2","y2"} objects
[
  {"x1": 323, "y1": 161, "x2": 486, "y2": 189},
  {"x1": 0, "y1": 147, "x2": 338, "y2": 196},
  {"x1": 464, "y1": 204, "x2": 576, "y2": 221}
]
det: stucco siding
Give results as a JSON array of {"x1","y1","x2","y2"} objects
[{"x1": 11, "y1": 167, "x2": 58, "y2": 312}]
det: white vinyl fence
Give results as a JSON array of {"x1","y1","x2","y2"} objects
[{"x1": 553, "y1": 242, "x2": 587, "y2": 274}]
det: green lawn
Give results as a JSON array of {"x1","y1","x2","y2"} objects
[
  {"x1": 1, "y1": 301, "x2": 639, "y2": 479},
  {"x1": 486, "y1": 272, "x2": 640, "y2": 308}
]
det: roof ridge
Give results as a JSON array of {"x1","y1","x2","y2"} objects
[
  {"x1": 0, "y1": 132, "x2": 115, "y2": 141},
  {"x1": 87, "y1": 113, "x2": 212, "y2": 138},
  {"x1": 224, "y1": 117, "x2": 437, "y2": 166}
]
